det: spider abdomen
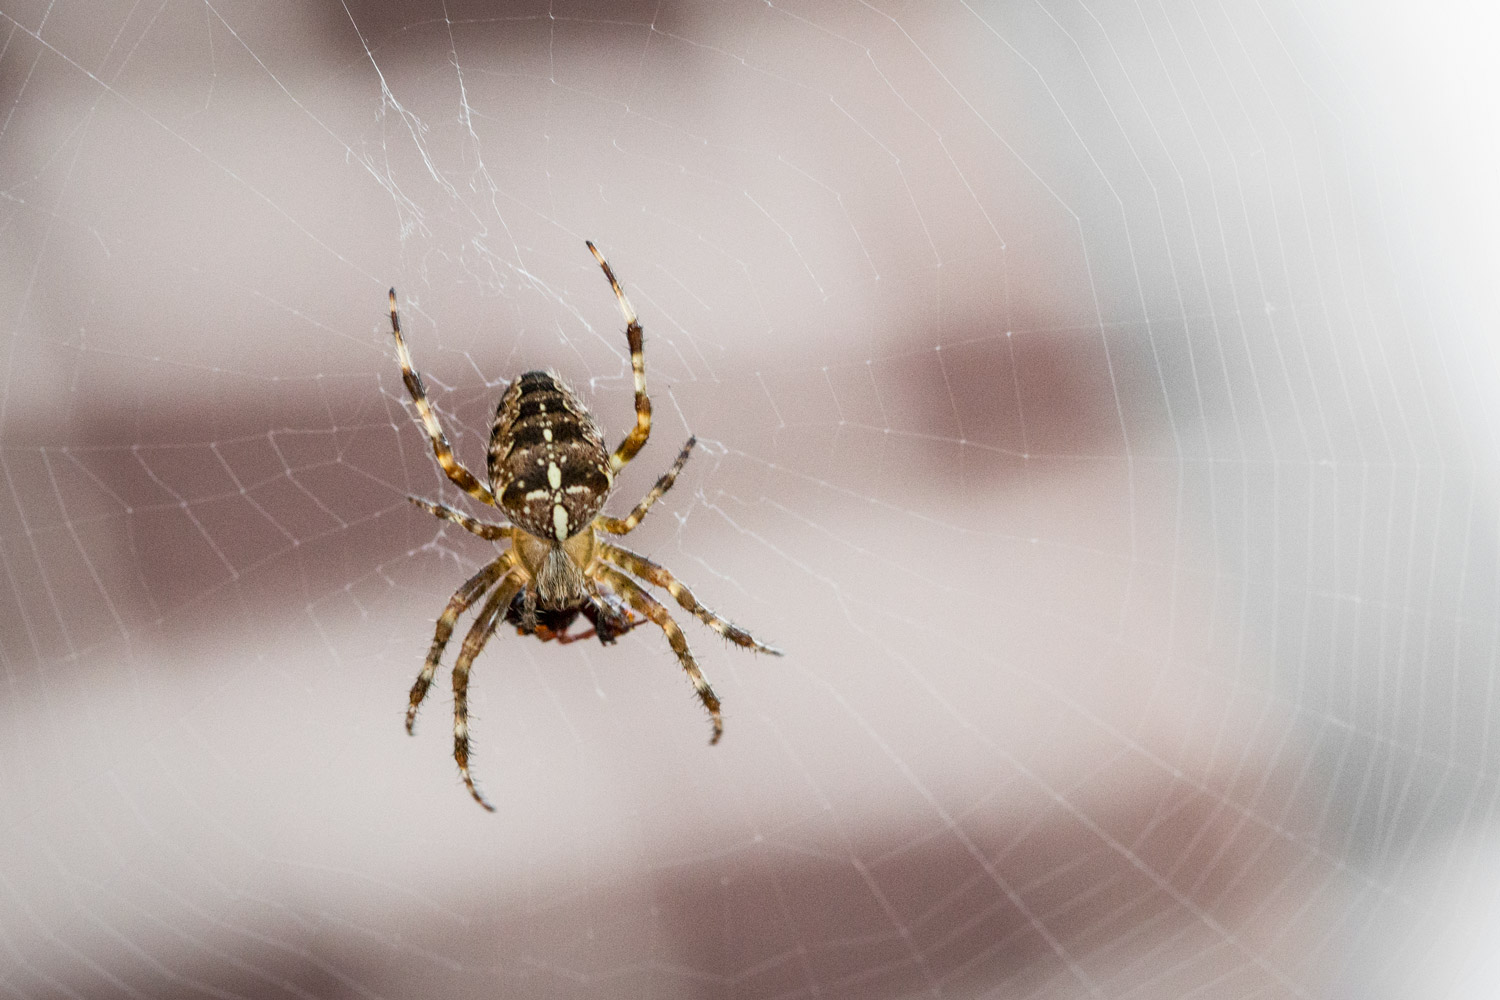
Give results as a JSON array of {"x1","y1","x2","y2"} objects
[{"x1": 488, "y1": 370, "x2": 611, "y2": 540}]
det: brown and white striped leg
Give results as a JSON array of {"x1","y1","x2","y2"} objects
[
  {"x1": 596, "y1": 566, "x2": 724, "y2": 745},
  {"x1": 388, "y1": 288, "x2": 498, "y2": 506},
  {"x1": 595, "y1": 436, "x2": 695, "y2": 536},
  {"x1": 450, "y1": 573, "x2": 526, "y2": 811},
  {"x1": 585, "y1": 242, "x2": 652, "y2": 474},
  {"x1": 598, "y1": 543, "x2": 783, "y2": 655},
  {"x1": 407, "y1": 555, "x2": 514, "y2": 734},
  {"x1": 407, "y1": 496, "x2": 510, "y2": 541}
]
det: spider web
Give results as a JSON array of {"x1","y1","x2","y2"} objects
[{"x1": 2, "y1": 1, "x2": 1499, "y2": 997}]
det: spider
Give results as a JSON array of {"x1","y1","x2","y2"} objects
[{"x1": 389, "y1": 241, "x2": 782, "y2": 810}]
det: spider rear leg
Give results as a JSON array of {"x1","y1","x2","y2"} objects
[
  {"x1": 598, "y1": 566, "x2": 723, "y2": 744},
  {"x1": 388, "y1": 288, "x2": 498, "y2": 506},
  {"x1": 450, "y1": 573, "x2": 525, "y2": 812},
  {"x1": 599, "y1": 543, "x2": 782, "y2": 655},
  {"x1": 408, "y1": 556, "x2": 513, "y2": 734},
  {"x1": 408, "y1": 496, "x2": 510, "y2": 541},
  {"x1": 585, "y1": 242, "x2": 652, "y2": 475},
  {"x1": 595, "y1": 436, "x2": 695, "y2": 536}
]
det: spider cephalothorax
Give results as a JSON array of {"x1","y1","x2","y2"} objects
[{"x1": 389, "y1": 241, "x2": 781, "y2": 810}]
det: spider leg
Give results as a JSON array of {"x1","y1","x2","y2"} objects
[
  {"x1": 595, "y1": 436, "x2": 695, "y2": 536},
  {"x1": 598, "y1": 542, "x2": 783, "y2": 655},
  {"x1": 585, "y1": 242, "x2": 651, "y2": 475},
  {"x1": 388, "y1": 288, "x2": 499, "y2": 506},
  {"x1": 450, "y1": 572, "x2": 526, "y2": 812},
  {"x1": 596, "y1": 565, "x2": 724, "y2": 745},
  {"x1": 407, "y1": 554, "x2": 514, "y2": 734},
  {"x1": 407, "y1": 496, "x2": 510, "y2": 541}
]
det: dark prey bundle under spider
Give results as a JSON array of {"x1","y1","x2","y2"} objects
[{"x1": 389, "y1": 241, "x2": 782, "y2": 810}]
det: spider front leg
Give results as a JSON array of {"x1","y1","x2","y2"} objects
[
  {"x1": 596, "y1": 436, "x2": 695, "y2": 536},
  {"x1": 388, "y1": 288, "x2": 498, "y2": 506},
  {"x1": 599, "y1": 542, "x2": 782, "y2": 655},
  {"x1": 450, "y1": 572, "x2": 526, "y2": 811},
  {"x1": 586, "y1": 242, "x2": 652, "y2": 475},
  {"x1": 408, "y1": 555, "x2": 514, "y2": 734},
  {"x1": 597, "y1": 566, "x2": 724, "y2": 744}
]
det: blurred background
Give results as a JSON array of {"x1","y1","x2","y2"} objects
[{"x1": 2, "y1": 0, "x2": 1498, "y2": 997}]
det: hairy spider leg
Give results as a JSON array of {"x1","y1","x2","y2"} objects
[
  {"x1": 389, "y1": 288, "x2": 498, "y2": 506},
  {"x1": 596, "y1": 436, "x2": 696, "y2": 536},
  {"x1": 585, "y1": 242, "x2": 652, "y2": 475},
  {"x1": 597, "y1": 565, "x2": 724, "y2": 745},
  {"x1": 408, "y1": 496, "x2": 510, "y2": 541},
  {"x1": 407, "y1": 555, "x2": 514, "y2": 734},
  {"x1": 599, "y1": 543, "x2": 782, "y2": 655},
  {"x1": 451, "y1": 573, "x2": 526, "y2": 811}
]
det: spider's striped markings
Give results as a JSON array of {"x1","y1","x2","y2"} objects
[
  {"x1": 586, "y1": 240, "x2": 651, "y2": 475},
  {"x1": 488, "y1": 371, "x2": 612, "y2": 543},
  {"x1": 387, "y1": 289, "x2": 497, "y2": 507}
]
